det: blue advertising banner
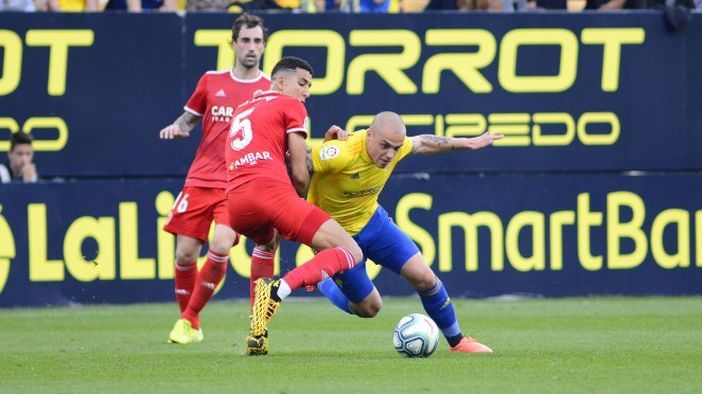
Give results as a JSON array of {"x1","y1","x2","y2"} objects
[
  {"x1": 1, "y1": 12, "x2": 701, "y2": 178},
  {"x1": 1, "y1": 12, "x2": 701, "y2": 306},
  {"x1": 0, "y1": 174, "x2": 700, "y2": 307},
  {"x1": 0, "y1": 13, "x2": 187, "y2": 178}
]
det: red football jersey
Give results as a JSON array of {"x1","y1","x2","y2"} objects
[
  {"x1": 183, "y1": 70, "x2": 270, "y2": 189},
  {"x1": 225, "y1": 90, "x2": 308, "y2": 191}
]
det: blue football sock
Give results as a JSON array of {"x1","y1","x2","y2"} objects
[
  {"x1": 318, "y1": 277, "x2": 352, "y2": 314},
  {"x1": 419, "y1": 278, "x2": 462, "y2": 342}
]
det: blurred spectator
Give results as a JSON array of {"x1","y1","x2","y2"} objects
[
  {"x1": 272, "y1": 0, "x2": 299, "y2": 7},
  {"x1": 315, "y1": 0, "x2": 344, "y2": 11},
  {"x1": 585, "y1": 0, "x2": 692, "y2": 10},
  {"x1": 526, "y1": 0, "x2": 566, "y2": 9},
  {"x1": 424, "y1": 0, "x2": 457, "y2": 9},
  {"x1": 104, "y1": 0, "x2": 176, "y2": 11},
  {"x1": 425, "y1": 0, "x2": 502, "y2": 10},
  {"x1": 0, "y1": 0, "x2": 102, "y2": 10},
  {"x1": 0, "y1": 0, "x2": 38, "y2": 10},
  {"x1": 185, "y1": 0, "x2": 230, "y2": 10},
  {"x1": 359, "y1": 0, "x2": 390, "y2": 12},
  {"x1": 399, "y1": 0, "x2": 427, "y2": 11},
  {"x1": 1, "y1": 132, "x2": 38, "y2": 184},
  {"x1": 57, "y1": 0, "x2": 100, "y2": 11},
  {"x1": 585, "y1": 0, "x2": 625, "y2": 9},
  {"x1": 225, "y1": 0, "x2": 290, "y2": 10}
]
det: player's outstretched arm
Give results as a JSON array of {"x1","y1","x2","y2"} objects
[
  {"x1": 159, "y1": 111, "x2": 201, "y2": 140},
  {"x1": 410, "y1": 132, "x2": 503, "y2": 155}
]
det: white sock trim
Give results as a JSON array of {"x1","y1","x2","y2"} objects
[{"x1": 277, "y1": 279, "x2": 292, "y2": 300}]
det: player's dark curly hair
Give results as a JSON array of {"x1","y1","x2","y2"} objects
[
  {"x1": 271, "y1": 56, "x2": 313, "y2": 78},
  {"x1": 10, "y1": 132, "x2": 32, "y2": 152},
  {"x1": 231, "y1": 13, "x2": 268, "y2": 44}
]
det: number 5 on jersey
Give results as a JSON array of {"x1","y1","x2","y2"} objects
[{"x1": 230, "y1": 108, "x2": 255, "y2": 151}]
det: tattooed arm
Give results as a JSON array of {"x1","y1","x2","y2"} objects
[
  {"x1": 159, "y1": 111, "x2": 201, "y2": 140},
  {"x1": 410, "y1": 132, "x2": 503, "y2": 155}
]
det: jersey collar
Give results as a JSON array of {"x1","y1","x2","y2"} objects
[
  {"x1": 253, "y1": 90, "x2": 282, "y2": 99},
  {"x1": 229, "y1": 69, "x2": 266, "y2": 83}
]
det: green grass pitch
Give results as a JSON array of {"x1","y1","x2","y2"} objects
[{"x1": 1, "y1": 297, "x2": 701, "y2": 393}]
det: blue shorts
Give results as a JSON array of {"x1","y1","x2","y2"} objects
[{"x1": 332, "y1": 205, "x2": 420, "y2": 302}]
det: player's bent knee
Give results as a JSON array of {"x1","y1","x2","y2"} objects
[
  {"x1": 211, "y1": 225, "x2": 239, "y2": 253},
  {"x1": 346, "y1": 243, "x2": 363, "y2": 264},
  {"x1": 352, "y1": 302, "x2": 381, "y2": 318},
  {"x1": 175, "y1": 249, "x2": 199, "y2": 264},
  {"x1": 401, "y1": 255, "x2": 437, "y2": 291},
  {"x1": 174, "y1": 236, "x2": 202, "y2": 264},
  {"x1": 210, "y1": 236, "x2": 237, "y2": 255},
  {"x1": 352, "y1": 290, "x2": 382, "y2": 318},
  {"x1": 366, "y1": 301, "x2": 382, "y2": 318},
  {"x1": 312, "y1": 220, "x2": 363, "y2": 263},
  {"x1": 412, "y1": 273, "x2": 437, "y2": 292},
  {"x1": 209, "y1": 244, "x2": 231, "y2": 256}
]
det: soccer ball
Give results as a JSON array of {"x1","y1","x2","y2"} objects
[{"x1": 392, "y1": 313, "x2": 440, "y2": 358}]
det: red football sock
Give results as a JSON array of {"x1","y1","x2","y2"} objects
[
  {"x1": 282, "y1": 247, "x2": 355, "y2": 292},
  {"x1": 174, "y1": 261, "x2": 197, "y2": 313},
  {"x1": 182, "y1": 251, "x2": 228, "y2": 329},
  {"x1": 250, "y1": 248, "x2": 275, "y2": 306}
]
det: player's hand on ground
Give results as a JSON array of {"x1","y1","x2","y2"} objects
[
  {"x1": 323, "y1": 125, "x2": 349, "y2": 142},
  {"x1": 159, "y1": 124, "x2": 190, "y2": 139},
  {"x1": 470, "y1": 132, "x2": 503, "y2": 150}
]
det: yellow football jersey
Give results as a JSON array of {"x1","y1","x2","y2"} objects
[{"x1": 309, "y1": 129, "x2": 413, "y2": 235}]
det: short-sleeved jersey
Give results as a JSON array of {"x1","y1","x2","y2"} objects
[
  {"x1": 225, "y1": 90, "x2": 308, "y2": 191},
  {"x1": 308, "y1": 129, "x2": 413, "y2": 235},
  {"x1": 183, "y1": 69, "x2": 270, "y2": 189}
]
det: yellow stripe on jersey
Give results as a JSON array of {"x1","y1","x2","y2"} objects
[{"x1": 308, "y1": 129, "x2": 413, "y2": 235}]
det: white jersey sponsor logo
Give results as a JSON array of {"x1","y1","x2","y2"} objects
[
  {"x1": 211, "y1": 105, "x2": 234, "y2": 123},
  {"x1": 233, "y1": 151, "x2": 273, "y2": 168}
]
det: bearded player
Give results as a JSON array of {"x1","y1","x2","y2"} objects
[{"x1": 159, "y1": 14, "x2": 274, "y2": 344}]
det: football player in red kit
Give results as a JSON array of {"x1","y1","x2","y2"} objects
[
  {"x1": 225, "y1": 56, "x2": 363, "y2": 355},
  {"x1": 159, "y1": 14, "x2": 274, "y2": 344}
]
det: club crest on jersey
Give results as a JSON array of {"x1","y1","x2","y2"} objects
[
  {"x1": 211, "y1": 105, "x2": 234, "y2": 123},
  {"x1": 319, "y1": 145, "x2": 340, "y2": 160}
]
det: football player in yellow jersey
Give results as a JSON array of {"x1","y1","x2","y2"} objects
[{"x1": 309, "y1": 111, "x2": 502, "y2": 353}]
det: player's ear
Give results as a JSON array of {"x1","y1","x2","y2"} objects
[{"x1": 274, "y1": 73, "x2": 286, "y2": 90}]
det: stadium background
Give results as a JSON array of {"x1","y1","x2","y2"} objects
[{"x1": 0, "y1": 12, "x2": 701, "y2": 307}]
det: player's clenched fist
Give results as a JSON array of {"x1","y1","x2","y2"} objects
[{"x1": 159, "y1": 124, "x2": 191, "y2": 139}]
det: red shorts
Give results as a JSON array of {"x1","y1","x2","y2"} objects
[
  {"x1": 226, "y1": 179, "x2": 330, "y2": 245},
  {"x1": 163, "y1": 186, "x2": 231, "y2": 243}
]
